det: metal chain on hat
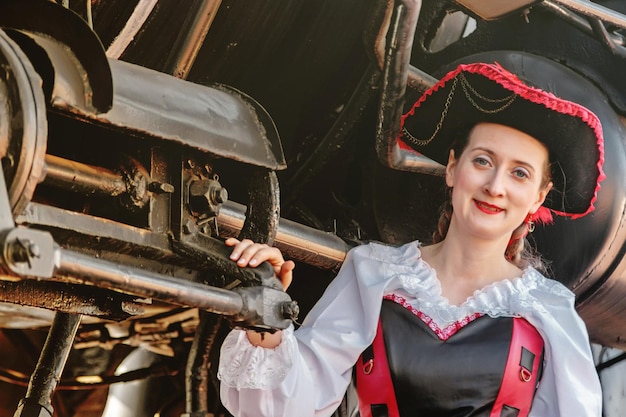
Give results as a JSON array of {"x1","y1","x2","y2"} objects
[
  {"x1": 401, "y1": 72, "x2": 519, "y2": 148},
  {"x1": 401, "y1": 76, "x2": 459, "y2": 147},
  {"x1": 459, "y1": 72, "x2": 517, "y2": 113}
]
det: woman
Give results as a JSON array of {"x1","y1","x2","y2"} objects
[{"x1": 218, "y1": 62, "x2": 605, "y2": 417}]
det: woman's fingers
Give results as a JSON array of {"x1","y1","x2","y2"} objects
[
  {"x1": 225, "y1": 238, "x2": 295, "y2": 291},
  {"x1": 275, "y1": 260, "x2": 295, "y2": 290}
]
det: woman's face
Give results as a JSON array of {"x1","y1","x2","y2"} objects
[{"x1": 445, "y1": 123, "x2": 553, "y2": 241}]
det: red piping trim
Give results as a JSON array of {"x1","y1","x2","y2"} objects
[{"x1": 384, "y1": 294, "x2": 482, "y2": 341}]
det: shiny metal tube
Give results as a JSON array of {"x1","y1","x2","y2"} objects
[
  {"x1": 44, "y1": 154, "x2": 127, "y2": 197},
  {"x1": 165, "y1": 0, "x2": 222, "y2": 79},
  {"x1": 56, "y1": 249, "x2": 244, "y2": 315},
  {"x1": 218, "y1": 201, "x2": 350, "y2": 270}
]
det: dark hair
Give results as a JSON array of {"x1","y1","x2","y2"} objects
[{"x1": 431, "y1": 124, "x2": 551, "y2": 273}]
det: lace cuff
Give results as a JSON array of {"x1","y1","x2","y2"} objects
[{"x1": 218, "y1": 325, "x2": 296, "y2": 389}]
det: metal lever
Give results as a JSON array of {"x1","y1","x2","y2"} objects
[{"x1": 0, "y1": 228, "x2": 298, "y2": 330}]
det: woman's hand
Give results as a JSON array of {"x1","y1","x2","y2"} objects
[
  {"x1": 225, "y1": 237, "x2": 295, "y2": 291},
  {"x1": 225, "y1": 237, "x2": 295, "y2": 348}
]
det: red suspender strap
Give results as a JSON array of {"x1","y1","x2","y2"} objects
[
  {"x1": 490, "y1": 317, "x2": 545, "y2": 417},
  {"x1": 356, "y1": 320, "x2": 400, "y2": 417}
]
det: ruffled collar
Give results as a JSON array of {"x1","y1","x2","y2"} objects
[{"x1": 369, "y1": 240, "x2": 564, "y2": 330}]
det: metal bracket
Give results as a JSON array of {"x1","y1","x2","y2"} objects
[
  {"x1": 231, "y1": 283, "x2": 299, "y2": 332},
  {"x1": 0, "y1": 227, "x2": 57, "y2": 278}
]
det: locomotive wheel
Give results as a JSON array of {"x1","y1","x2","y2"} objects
[{"x1": 0, "y1": 29, "x2": 47, "y2": 217}]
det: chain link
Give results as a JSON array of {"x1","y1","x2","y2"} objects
[
  {"x1": 402, "y1": 73, "x2": 519, "y2": 148},
  {"x1": 460, "y1": 73, "x2": 517, "y2": 113},
  {"x1": 402, "y1": 76, "x2": 459, "y2": 147}
]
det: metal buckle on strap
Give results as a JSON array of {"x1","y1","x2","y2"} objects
[{"x1": 520, "y1": 368, "x2": 532, "y2": 382}]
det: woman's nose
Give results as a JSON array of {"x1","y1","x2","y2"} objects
[{"x1": 484, "y1": 170, "x2": 506, "y2": 196}]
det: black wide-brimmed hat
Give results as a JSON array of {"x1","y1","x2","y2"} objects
[{"x1": 400, "y1": 62, "x2": 605, "y2": 222}]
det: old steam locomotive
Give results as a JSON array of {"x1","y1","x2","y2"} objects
[{"x1": 0, "y1": 0, "x2": 625, "y2": 415}]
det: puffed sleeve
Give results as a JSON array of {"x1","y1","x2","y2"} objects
[
  {"x1": 522, "y1": 276, "x2": 602, "y2": 417},
  {"x1": 218, "y1": 243, "x2": 395, "y2": 417}
]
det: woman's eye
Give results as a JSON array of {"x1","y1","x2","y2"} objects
[
  {"x1": 513, "y1": 169, "x2": 530, "y2": 179},
  {"x1": 473, "y1": 157, "x2": 490, "y2": 166}
]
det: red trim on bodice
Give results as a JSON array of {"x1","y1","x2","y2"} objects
[{"x1": 384, "y1": 294, "x2": 483, "y2": 341}]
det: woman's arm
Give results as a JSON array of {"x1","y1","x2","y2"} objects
[
  {"x1": 527, "y1": 281, "x2": 602, "y2": 417},
  {"x1": 218, "y1": 241, "x2": 389, "y2": 417}
]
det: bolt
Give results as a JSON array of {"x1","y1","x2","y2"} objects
[
  {"x1": 281, "y1": 301, "x2": 300, "y2": 321},
  {"x1": 9, "y1": 238, "x2": 31, "y2": 263},
  {"x1": 28, "y1": 243, "x2": 41, "y2": 258},
  {"x1": 188, "y1": 179, "x2": 228, "y2": 215},
  {"x1": 149, "y1": 181, "x2": 175, "y2": 194},
  {"x1": 211, "y1": 186, "x2": 228, "y2": 204},
  {"x1": 182, "y1": 219, "x2": 198, "y2": 235}
]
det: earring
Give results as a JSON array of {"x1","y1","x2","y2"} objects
[{"x1": 526, "y1": 213, "x2": 535, "y2": 233}]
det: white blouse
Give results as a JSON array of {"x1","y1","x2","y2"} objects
[{"x1": 218, "y1": 240, "x2": 602, "y2": 417}]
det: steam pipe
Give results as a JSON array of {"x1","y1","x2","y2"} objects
[
  {"x1": 43, "y1": 154, "x2": 127, "y2": 197},
  {"x1": 217, "y1": 201, "x2": 351, "y2": 270}
]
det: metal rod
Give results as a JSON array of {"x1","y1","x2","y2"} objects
[
  {"x1": 106, "y1": 0, "x2": 159, "y2": 59},
  {"x1": 550, "y1": 0, "x2": 626, "y2": 30},
  {"x1": 0, "y1": 279, "x2": 141, "y2": 321},
  {"x1": 369, "y1": 0, "x2": 436, "y2": 94},
  {"x1": 85, "y1": 0, "x2": 93, "y2": 29},
  {"x1": 372, "y1": 0, "x2": 445, "y2": 174},
  {"x1": 541, "y1": 1, "x2": 595, "y2": 34},
  {"x1": 43, "y1": 154, "x2": 127, "y2": 197},
  {"x1": 185, "y1": 311, "x2": 221, "y2": 414},
  {"x1": 17, "y1": 312, "x2": 81, "y2": 416},
  {"x1": 26, "y1": 312, "x2": 81, "y2": 402},
  {"x1": 217, "y1": 201, "x2": 351, "y2": 270},
  {"x1": 56, "y1": 248, "x2": 244, "y2": 315},
  {"x1": 164, "y1": 0, "x2": 222, "y2": 79}
]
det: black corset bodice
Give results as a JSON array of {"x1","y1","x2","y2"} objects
[{"x1": 371, "y1": 299, "x2": 540, "y2": 417}]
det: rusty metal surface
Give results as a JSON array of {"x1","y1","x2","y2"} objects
[
  {"x1": 0, "y1": 280, "x2": 143, "y2": 322},
  {"x1": 43, "y1": 155, "x2": 128, "y2": 198},
  {"x1": 16, "y1": 203, "x2": 172, "y2": 255}
]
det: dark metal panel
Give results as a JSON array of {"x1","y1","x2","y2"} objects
[
  {"x1": 0, "y1": 0, "x2": 113, "y2": 113},
  {"x1": 55, "y1": 58, "x2": 286, "y2": 170}
]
